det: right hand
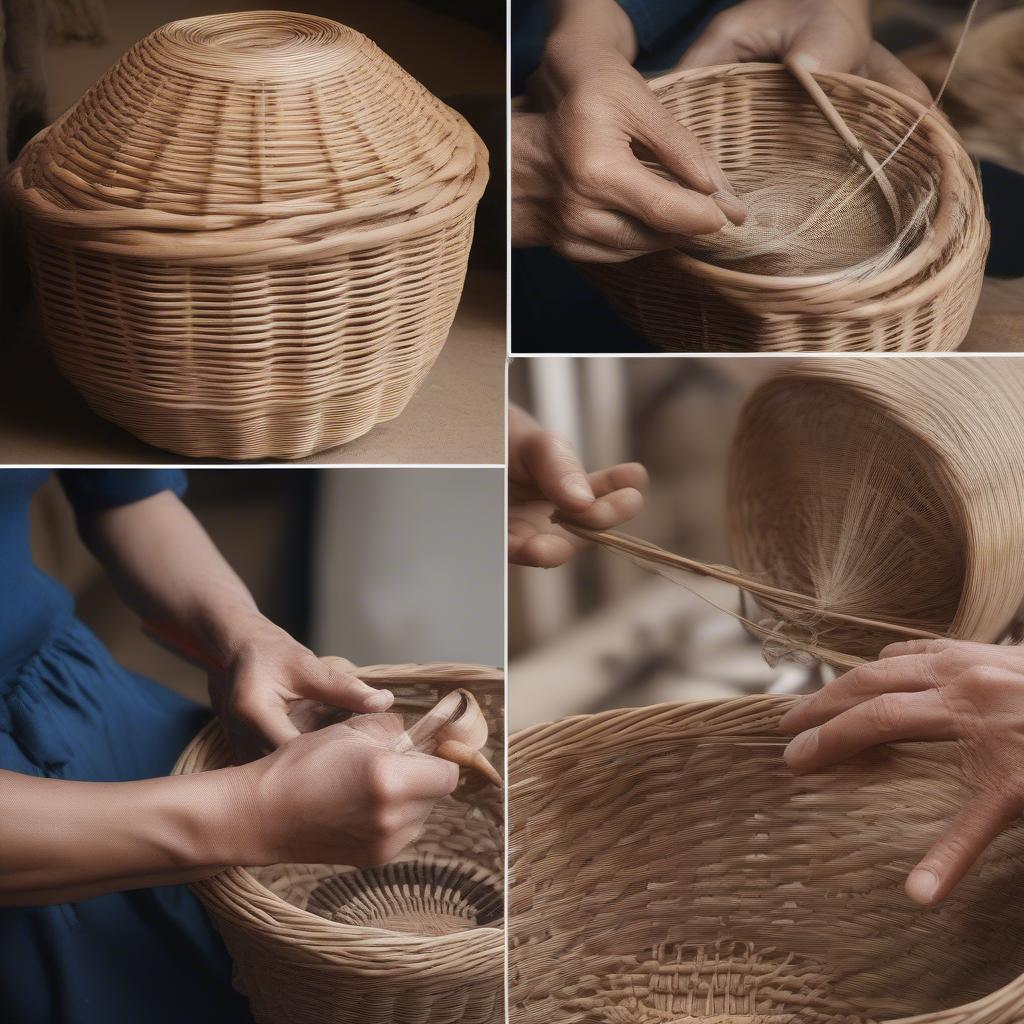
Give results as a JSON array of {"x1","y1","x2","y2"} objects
[
  {"x1": 235, "y1": 719, "x2": 459, "y2": 867},
  {"x1": 516, "y1": 10, "x2": 744, "y2": 263}
]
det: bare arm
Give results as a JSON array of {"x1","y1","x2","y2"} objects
[{"x1": 78, "y1": 491, "x2": 390, "y2": 760}]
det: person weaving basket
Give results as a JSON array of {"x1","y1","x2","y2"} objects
[
  {"x1": 0, "y1": 471, "x2": 459, "y2": 1024},
  {"x1": 511, "y1": 0, "x2": 932, "y2": 351}
]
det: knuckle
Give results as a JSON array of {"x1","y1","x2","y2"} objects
[
  {"x1": 574, "y1": 159, "x2": 610, "y2": 196},
  {"x1": 960, "y1": 664, "x2": 1000, "y2": 691},
  {"x1": 868, "y1": 694, "x2": 906, "y2": 737},
  {"x1": 366, "y1": 760, "x2": 401, "y2": 805}
]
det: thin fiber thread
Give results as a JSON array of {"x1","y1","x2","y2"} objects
[
  {"x1": 587, "y1": 60, "x2": 987, "y2": 351},
  {"x1": 173, "y1": 663, "x2": 504, "y2": 1024},
  {"x1": 5, "y1": 12, "x2": 488, "y2": 460},
  {"x1": 509, "y1": 696, "x2": 1024, "y2": 1024},
  {"x1": 564, "y1": 358, "x2": 1024, "y2": 670}
]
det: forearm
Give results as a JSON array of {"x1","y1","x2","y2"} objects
[
  {"x1": 0, "y1": 767, "x2": 258, "y2": 906},
  {"x1": 80, "y1": 491, "x2": 261, "y2": 663},
  {"x1": 539, "y1": 0, "x2": 638, "y2": 100}
]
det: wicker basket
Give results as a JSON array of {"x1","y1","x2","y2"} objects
[
  {"x1": 5, "y1": 12, "x2": 488, "y2": 459},
  {"x1": 510, "y1": 695, "x2": 1024, "y2": 1023},
  {"x1": 174, "y1": 663, "x2": 503, "y2": 1024},
  {"x1": 587, "y1": 64, "x2": 988, "y2": 353}
]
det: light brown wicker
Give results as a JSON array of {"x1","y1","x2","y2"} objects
[
  {"x1": 586, "y1": 63, "x2": 988, "y2": 352},
  {"x1": 5, "y1": 12, "x2": 488, "y2": 459},
  {"x1": 561, "y1": 358, "x2": 1024, "y2": 670},
  {"x1": 174, "y1": 663, "x2": 503, "y2": 1024},
  {"x1": 510, "y1": 695, "x2": 1024, "y2": 1023}
]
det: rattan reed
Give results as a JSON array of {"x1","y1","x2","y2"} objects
[
  {"x1": 564, "y1": 358, "x2": 1024, "y2": 669},
  {"x1": 174, "y1": 663, "x2": 504, "y2": 1024},
  {"x1": 5, "y1": 12, "x2": 488, "y2": 459},
  {"x1": 586, "y1": 63, "x2": 988, "y2": 352},
  {"x1": 510, "y1": 695, "x2": 1024, "y2": 1023}
]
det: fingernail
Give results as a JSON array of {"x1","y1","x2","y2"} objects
[
  {"x1": 906, "y1": 868, "x2": 940, "y2": 905},
  {"x1": 784, "y1": 727, "x2": 819, "y2": 767},
  {"x1": 563, "y1": 474, "x2": 594, "y2": 505},
  {"x1": 792, "y1": 52, "x2": 820, "y2": 72},
  {"x1": 366, "y1": 689, "x2": 394, "y2": 712}
]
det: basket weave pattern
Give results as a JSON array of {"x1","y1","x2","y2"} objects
[
  {"x1": 510, "y1": 697, "x2": 1024, "y2": 1023},
  {"x1": 175, "y1": 663, "x2": 504, "y2": 1024},
  {"x1": 587, "y1": 65, "x2": 988, "y2": 353},
  {"x1": 6, "y1": 13, "x2": 488, "y2": 459}
]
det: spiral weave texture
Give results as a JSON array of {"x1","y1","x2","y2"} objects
[
  {"x1": 510, "y1": 696, "x2": 1024, "y2": 1023},
  {"x1": 174, "y1": 663, "x2": 504, "y2": 1024},
  {"x1": 5, "y1": 12, "x2": 488, "y2": 459},
  {"x1": 587, "y1": 64, "x2": 988, "y2": 353}
]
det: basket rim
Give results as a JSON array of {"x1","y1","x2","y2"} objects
[
  {"x1": 174, "y1": 662, "x2": 505, "y2": 964},
  {"x1": 646, "y1": 62, "x2": 974, "y2": 295},
  {"x1": 509, "y1": 692, "x2": 1024, "y2": 1023}
]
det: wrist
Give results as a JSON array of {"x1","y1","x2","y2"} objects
[{"x1": 547, "y1": 0, "x2": 637, "y2": 62}]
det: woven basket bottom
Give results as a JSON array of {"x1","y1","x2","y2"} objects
[
  {"x1": 554, "y1": 941, "x2": 864, "y2": 1024},
  {"x1": 295, "y1": 860, "x2": 503, "y2": 936}
]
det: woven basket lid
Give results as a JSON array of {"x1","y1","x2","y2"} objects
[{"x1": 7, "y1": 10, "x2": 487, "y2": 261}]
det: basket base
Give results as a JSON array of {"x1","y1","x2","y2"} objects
[{"x1": 303, "y1": 860, "x2": 503, "y2": 937}]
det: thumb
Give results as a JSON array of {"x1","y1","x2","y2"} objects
[
  {"x1": 303, "y1": 658, "x2": 394, "y2": 714},
  {"x1": 905, "y1": 794, "x2": 1016, "y2": 905},
  {"x1": 786, "y1": 13, "x2": 869, "y2": 74}
]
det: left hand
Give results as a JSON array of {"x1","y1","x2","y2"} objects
[
  {"x1": 678, "y1": 0, "x2": 932, "y2": 105},
  {"x1": 207, "y1": 612, "x2": 394, "y2": 761},
  {"x1": 779, "y1": 639, "x2": 1024, "y2": 906}
]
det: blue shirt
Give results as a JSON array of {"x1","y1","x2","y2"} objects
[
  {"x1": 0, "y1": 470, "x2": 187, "y2": 678},
  {"x1": 512, "y1": 0, "x2": 740, "y2": 93}
]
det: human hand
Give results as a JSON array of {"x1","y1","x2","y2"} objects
[
  {"x1": 679, "y1": 0, "x2": 932, "y2": 104},
  {"x1": 517, "y1": 0, "x2": 744, "y2": 262},
  {"x1": 207, "y1": 613, "x2": 393, "y2": 761},
  {"x1": 779, "y1": 639, "x2": 1024, "y2": 906},
  {"x1": 508, "y1": 404, "x2": 648, "y2": 567},
  {"x1": 233, "y1": 718, "x2": 459, "y2": 866}
]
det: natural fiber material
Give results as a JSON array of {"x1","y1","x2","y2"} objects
[
  {"x1": 561, "y1": 359, "x2": 1024, "y2": 670},
  {"x1": 586, "y1": 64, "x2": 988, "y2": 352},
  {"x1": 509, "y1": 695, "x2": 1024, "y2": 1023},
  {"x1": 5, "y1": 12, "x2": 488, "y2": 459},
  {"x1": 174, "y1": 663, "x2": 503, "y2": 1024}
]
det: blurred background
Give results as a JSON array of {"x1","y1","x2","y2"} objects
[
  {"x1": 509, "y1": 357, "x2": 823, "y2": 731},
  {"x1": 31, "y1": 468, "x2": 504, "y2": 707}
]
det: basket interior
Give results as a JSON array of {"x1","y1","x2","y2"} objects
[
  {"x1": 728, "y1": 376, "x2": 966, "y2": 662},
  {"x1": 510, "y1": 726, "x2": 1024, "y2": 1023},
  {"x1": 659, "y1": 67, "x2": 944, "y2": 279}
]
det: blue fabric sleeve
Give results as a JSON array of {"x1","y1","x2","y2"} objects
[
  {"x1": 619, "y1": 0, "x2": 740, "y2": 66},
  {"x1": 57, "y1": 470, "x2": 188, "y2": 520}
]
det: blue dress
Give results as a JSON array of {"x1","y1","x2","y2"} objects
[{"x1": 0, "y1": 470, "x2": 253, "y2": 1024}]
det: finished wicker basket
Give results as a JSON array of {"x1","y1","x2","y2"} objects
[
  {"x1": 174, "y1": 663, "x2": 504, "y2": 1024},
  {"x1": 5, "y1": 12, "x2": 488, "y2": 459},
  {"x1": 510, "y1": 696, "x2": 1024, "y2": 1023},
  {"x1": 587, "y1": 64, "x2": 988, "y2": 353}
]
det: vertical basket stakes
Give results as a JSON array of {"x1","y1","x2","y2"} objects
[
  {"x1": 5, "y1": 12, "x2": 488, "y2": 459},
  {"x1": 174, "y1": 663, "x2": 503, "y2": 1024},
  {"x1": 510, "y1": 696, "x2": 1024, "y2": 1023}
]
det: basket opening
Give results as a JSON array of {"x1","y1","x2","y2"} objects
[
  {"x1": 728, "y1": 378, "x2": 967, "y2": 662},
  {"x1": 511, "y1": 734, "x2": 1024, "y2": 1023},
  {"x1": 659, "y1": 69, "x2": 944, "y2": 280}
]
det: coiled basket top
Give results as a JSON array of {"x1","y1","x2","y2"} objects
[
  {"x1": 6, "y1": 11, "x2": 488, "y2": 266},
  {"x1": 174, "y1": 663, "x2": 504, "y2": 1024},
  {"x1": 509, "y1": 696, "x2": 1024, "y2": 1024}
]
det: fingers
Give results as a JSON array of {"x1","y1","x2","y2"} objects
[
  {"x1": 508, "y1": 527, "x2": 576, "y2": 569},
  {"x1": 779, "y1": 655, "x2": 938, "y2": 734},
  {"x1": 599, "y1": 161, "x2": 729, "y2": 236},
  {"x1": 906, "y1": 795, "x2": 1017, "y2": 905},
  {"x1": 783, "y1": 689, "x2": 955, "y2": 772},
  {"x1": 379, "y1": 751, "x2": 460, "y2": 801},
  {"x1": 563, "y1": 207, "x2": 683, "y2": 256},
  {"x1": 676, "y1": 21, "x2": 743, "y2": 71},
  {"x1": 519, "y1": 430, "x2": 594, "y2": 512},
  {"x1": 787, "y1": 10, "x2": 870, "y2": 74},
  {"x1": 565, "y1": 486, "x2": 644, "y2": 531},
  {"x1": 303, "y1": 658, "x2": 394, "y2": 714},
  {"x1": 586, "y1": 461, "x2": 650, "y2": 497},
  {"x1": 862, "y1": 42, "x2": 933, "y2": 106}
]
